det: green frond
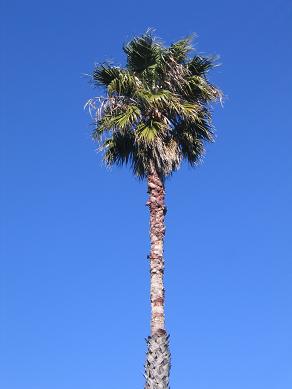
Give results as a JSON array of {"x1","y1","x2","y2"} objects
[
  {"x1": 113, "y1": 105, "x2": 142, "y2": 130},
  {"x1": 181, "y1": 75, "x2": 220, "y2": 102},
  {"x1": 172, "y1": 125, "x2": 205, "y2": 165},
  {"x1": 187, "y1": 56, "x2": 216, "y2": 75},
  {"x1": 191, "y1": 75, "x2": 213, "y2": 93},
  {"x1": 135, "y1": 90, "x2": 199, "y2": 121},
  {"x1": 135, "y1": 89, "x2": 173, "y2": 109},
  {"x1": 94, "y1": 105, "x2": 141, "y2": 138},
  {"x1": 92, "y1": 115, "x2": 114, "y2": 140},
  {"x1": 107, "y1": 71, "x2": 142, "y2": 96},
  {"x1": 181, "y1": 137, "x2": 205, "y2": 165},
  {"x1": 136, "y1": 121, "x2": 163, "y2": 143},
  {"x1": 123, "y1": 32, "x2": 161, "y2": 73},
  {"x1": 168, "y1": 36, "x2": 193, "y2": 63},
  {"x1": 93, "y1": 65, "x2": 123, "y2": 87},
  {"x1": 148, "y1": 90, "x2": 174, "y2": 106},
  {"x1": 173, "y1": 101, "x2": 200, "y2": 121},
  {"x1": 102, "y1": 131, "x2": 134, "y2": 167}
]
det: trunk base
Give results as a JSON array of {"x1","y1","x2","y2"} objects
[{"x1": 144, "y1": 332, "x2": 171, "y2": 389}]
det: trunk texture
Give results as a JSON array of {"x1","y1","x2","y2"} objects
[
  {"x1": 144, "y1": 168, "x2": 171, "y2": 389},
  {"x1": 144, "y1": 333, "x2": 171, "y2": 389}
]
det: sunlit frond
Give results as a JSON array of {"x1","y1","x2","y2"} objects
[
  {"x1": 168, "y1": 37, "x2": 193, "y2": 63},
  {"x1": 108, "y1": 72, "x2": 142, "y2": 96},
  {"x1": 136, "y1": 120, "x2": 165, "y2": 143}
]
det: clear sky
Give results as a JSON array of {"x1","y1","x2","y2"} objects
[{"x1": 1, "y1": 1, "x2": 292, "y2": 388}]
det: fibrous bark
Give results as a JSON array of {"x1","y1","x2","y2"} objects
[
  {"x1": 145, "y1": 168, "x2": 170, "y2": 389},
  {"x1": 144, "y1": 332, "x2": 171, "y2": 389}
]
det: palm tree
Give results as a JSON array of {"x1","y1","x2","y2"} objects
[{"x1": 86, "y1": 30, "x2": 222, "y2": 389}]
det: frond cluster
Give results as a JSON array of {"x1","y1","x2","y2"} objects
[{"x1": 87, "y1": 31, "x2": 222, "y2": 178}]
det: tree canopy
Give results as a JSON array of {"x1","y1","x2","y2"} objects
[{"x1": 86, "y1": 31, "x2": 222, "y2": 179}]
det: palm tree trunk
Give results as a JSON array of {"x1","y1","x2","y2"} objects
[{"x1": 144, "y1": 168, "x2": 171, "y2": 389}]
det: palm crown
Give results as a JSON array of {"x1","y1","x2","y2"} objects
[{"x1": 87, "y1": 31, "x2": 221, "y2": 178}]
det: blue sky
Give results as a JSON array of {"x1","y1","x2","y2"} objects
[{"x1": 1, "y1": 0, "x2": 292, "y2": 388}]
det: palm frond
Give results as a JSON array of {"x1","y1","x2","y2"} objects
[
  {"x1": 168, "y1": 36, "x2": 193, "y2": 63},
  {"x1": 102, "y1": 131, "x2": 134, "y2": 167},
  {"x1": 136, "y1": 120, "x2": 164, "y2": 143},
  {"x1": 187, "y1": 56, "x2": 216, "y2": 75},
  {"x1": 113, "y1": 105, "x2": 142, "y2": 130},
  {"x1": 123, "y1": 32, "x2": 161, "y2": 73},
  {"x1": 93, "y1": 65, "x2": 123, "y2": 87},
  {"x1": 108, "y1": 71, "x2": 142, "y2": 96}
]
